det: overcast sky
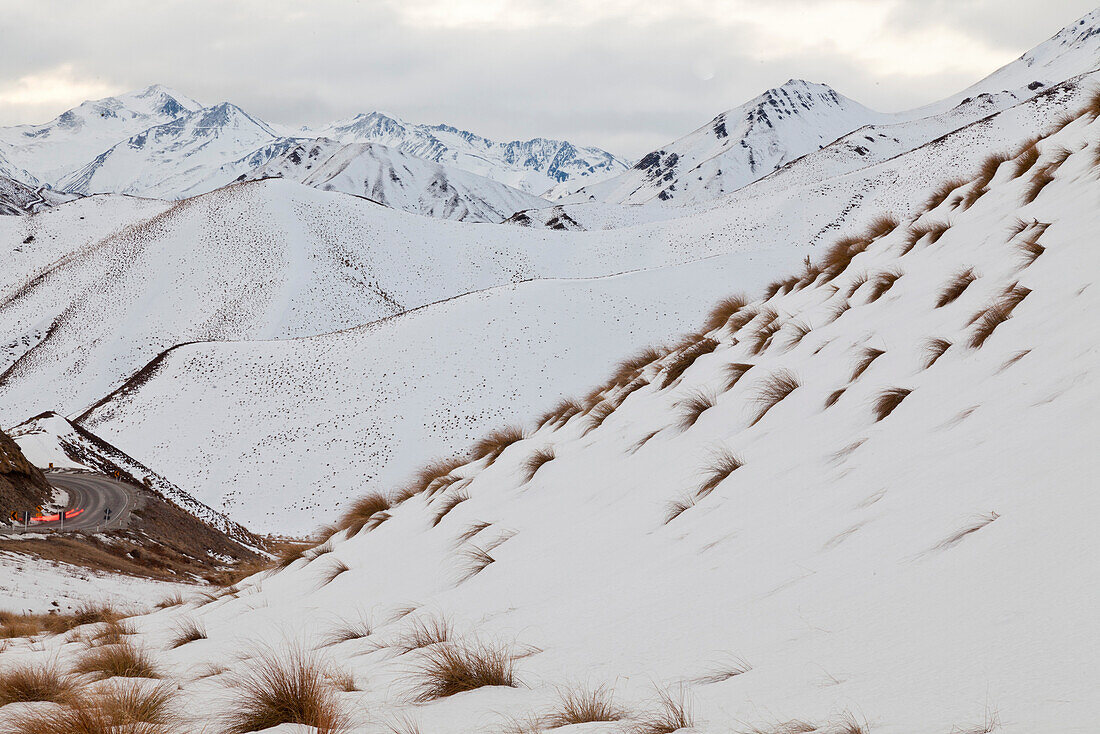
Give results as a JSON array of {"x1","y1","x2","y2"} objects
[{"x1": 0, "y1": 0, "x2": 1096, "y2": 157}]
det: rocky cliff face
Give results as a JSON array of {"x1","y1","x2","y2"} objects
[{"x1": 0, "y1": 428, "x2": 51, "y2": 514}]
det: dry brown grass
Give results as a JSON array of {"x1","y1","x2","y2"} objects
[
  {"x1": 335, "y1": 492, "x2": 392, "y2": 536},
  {"x1": 0, "y1": 604, "x2": 124, "y2": 640},
  {"x1": 327, "y1": 668, "x2": 358, "y2": 693},
  {"x1": 781, "y1": 320, "x2": 812, "y2": 351},
  {"x1": 959, "y1": 151, "x2": 1011, "y2": 209},
  {"x1": 318, "y1": 559, "x2": 351, "y2": 587},
  {"x1": 410, "y1": 639, "x2": 518, "y2": 701},
  {"x1": 827, "y1": 299, "x2": 851, "y2": 323},
  {"x1": 925, "y1": 177, "x2": 968, "y2": 210},
  {"x1": 537, "y1": 398, "x2": 585, "y2": 428},
  {"x1": 388, "y1": 615, "x2": 453, "y2": 654},
  {"x1": 723, "y1": 362, "x2": 754, "y2": 391},
  {"x1": 1016, "y1": 235, "x2": 1045, "y2": 267},
  {"x1": 629, "y1": 688, "x2": 694, "y2": 734},
  {"x1": 154, "y1": 592, "x2": 184, "y2": 609},
  {"x1": 1, "y1": 682, "x2": 180, "y2": 734},
  {"x1": 274, "y1": 541, "x2": 312, "y2": 570},
  {"x1": 431, "y1": 489, "x2": 470, "y2": 527},
  {"x1": 1021, "y1": 162, "x2": 1056, "y2": 204},
  {"x1": 747, "y1": 312, "x2": 784, "y2": 356},
  {"x1": 922, "y1": 338, "x2": 953, "y2": 369},
  {"x1": 1010, "y1": 138, "x2": 1042, "y2": 179},
  {"x1": 664, "y1": 494, "x2": 697, "y2": 524},
  {"x1": 851, "y1": 347, "x2": 885, "y2": 382},
  {"x1": 820, "y1": 235, "x2": 871, "y2": 280},
  {"x1": 410, "y1": 457, "x2": 469, "y2": 496},
  {"x1": 72, "y1": 640, "x2": 160, "y2": 680},
  {"x1": 223, "y1": 646, "x2": 347, "y2": 734},
  {"x1": 969, "y1": 286, "x2": 1030, "y2": 348},
  {"x1": 168, "y1": 618, "x2": 207, "y2": 649},
  {"x1": 522, "y1": 447, "x2": 555, "y2": 483},
  {"x1": 582, "y1": 401, "x2": 617, "y2": 436},
  {"x1": 726, "y1": 305, "x2": 761, "y2": 333},
  {"x1": 659, "y1": 336, "x2": 719, "y2": 388},
  {"x1": 322, "y1": 613, "x2": 373, "y2": 647},
  {"x1": 677, "y1": 390, "x2": 718, "y2": 431},
  {"x1": 457, "y1": 545, "x2": 495, "y2": 582},
  {"x1": 750, "y1": 370, "x2": 800, "y2": 426},
  {"x1": 692, "y1": 655, "x2": 753, "y2": 684},
  {"x1": 702, "y1": 294, "x2": 751, "y2": 333},
  {"x1": 873, "y1": 387, "x2": 913, "y2": 421},
  {"x1": 900, "y1": 220, "x2": 951, "y2": 254},
  {"x1": 546, "y1": 685, "x2": 627, "y2": 727},
  {"x1": 864, "y1": 269, "x2": 902, "y2": 302},
  {"x1": 843, "y1": 271, "x2": 869, "y2": 299},
  {"x1": 695, "y1": 449, "x2": 743, "y2": 499},
  {"x1": 0, "y1": 660, "x2": 78, "y2": 706},
  {"x1": 824, "y1": 387, "x2": 846, "y2": 409},
  {"x1": 936, "y1": 268, "x2": 977, "y2": 308},
  {"x1": 762, "y1": 276, "x2": 800, "y2": 300},
  {"x1": 934, "y1": 512, "x2": 1000, "y2": 551},
  {"x1": 471, "y1": 426, "x2": 527, "y2": 465},
  {"x1": 865, "y1": 213, "x2": 900, "y2": 239},
  {"x1": 1079, "y1": 87, "x2": 1100, "y2": 119}
]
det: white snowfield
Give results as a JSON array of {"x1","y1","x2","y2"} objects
[
  {"x1": 242, "y1": 138, "x2": 552, "y2": 223},
  {"x1": 2, "y1": 100, "x2": 1097, "y2": 733}
]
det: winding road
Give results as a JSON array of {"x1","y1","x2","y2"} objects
[{"x1": 5, "y1": 473, "x2": 137, "y2": 533}]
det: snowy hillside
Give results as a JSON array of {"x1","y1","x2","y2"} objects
[
  {"x1": 242, "y1": 138, "x2": 549, "y2": 222},
  {"x1": 3, "y1": 94, "x2": 1098, "y2": 732},
  {"x1": 313, "y1": 111, "x2": 629, "y2": 195},
  {"x1": 0, "y1": 85, "x2": 201, "y2": 184},
  {"x1": 0, "y1": 176, "x2": 76, "y2": 216}
]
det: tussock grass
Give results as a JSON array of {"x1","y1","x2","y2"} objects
[
  {"x1": 865, "y1": 213, "x2": 899, "y2": 239},
  {"x1": 2, "y1": 682, "x2": 180, "y2": 734},
  {"x1": 318, "y1": 559, "x2": 351, "y2": 587},
  {"x1": 658, "y1": 336, "x2": 719, "y2": 388},
  {"x1": 546, "y1": 685, "x2": 627, "y2": 726},
  {"x1": 835, "y1": 711, "x2": 871, "y2": 734},
  {"x1": 740, "y1": 719, "x2": 818, "y2": 734},
  {"x1": 969, "y1": 286, "x2": 1030, "y2": 348},
  {"x1": 999, "y1": 349, "x2": 1030, "y2": 372},
  {"x1": 934, "y1": 512, "x2": 1000, "y2": 551},
  {"x1": 677, "y1": 390, "x2": 718, "y2": 431},
  {"x1": 781, "y1": 320, "x2": 812, "y2": 351},
  {"x1": 702, "y1": 294, "x2": 750, "y2": 333},
  {"x1": 168, "y1": 618, "x2": 207, "y2": 649},
  {"x1": 390, "y1": 616, "x2": 453, "y2": 654},
  {"x1": 85, "y1": 619, "x2": 133, "y2": 648},
  {"x1": 1010, "y1": 138, "x2": 1041, "y2": 178},
  {"x1": 936, "y1": 268, "x2": 977, "y2": 307},
  {"x1": 457, "y1": 545, "x2": 495, "y2": 582},
  {"x1": 903, "y1": 220, "x2": 950, "y2": 256},
  {"x1": 692, "y1": 655, "x2": 753, "y2": 684},
  {"x1": 723, "y1": 362, "x2": 754, "y2": 391},
  {"x1": 864, "y1": 269, "x2": 902, "y2": 302},
  {"x1": 73, "y1": 640, "x2": 160, "y2": 680},
  {"x1": 824, "y1": 387, "x2": 846, "y2": 409},
  {"x1": 582, "y1": 401, "x2": 616, "y2": 435},
  {"x1": 1079, "y1": 87, "x2": 1100, "y2": 119},
  {"x1": 336, "y1": 492, "x2": 392, "y2": 536},
  {"x1": 762, "y1": 276, "x2": 799, "y2": 300},
  {"x1": 328, "y1": 669, "x2": 358, "y2": 693},
  {"x1": 922, "y1": 338, "x2": 952, "y2": 369},
  {"x1": 1007, "y1": 217, "x2": 1032, "y2": 239},
  {"x1": 537, "y1": 398, "x2": 584, "y2": 428},
  {"x1": 0, "y1": 661, "x2": 78, "y2": 706},
  {"x1": 609, "y1": 347, "x2": 667, "y2": 386},
  {"x1": 820, "y1": 235, "x2": 870, "y2": 280},
  {"x1": 695, "y1": 449, "x2": 743, "y2": 499},
  {"x1": 726, "y1": 305, "x2": 761, "y2": 333},
  {"x1": 630, "y1": 430, "x2": 661, "y2": 454},
  {"x1": 384, "y1": 715, "x2": 424, "y2": 734},
  {"x1": 1016, "y1": 235, "x2": 1045, "y2": 267},
  {"x1": 322, "y1": 614, "x2": 373, "y2": 647},
  {"x1": 522, "y1": 447, "x2": 555, "y2": 483},
  {"x1": 154, "y1": 592, "x2": 184, "y2": 609},
  {"x1": 851, "y1": 347, "x2": 885, "y2": 382},
  {"x1": 410, "y1": 639, "x2": 518, "y2": 701},
  {"x1": 843, "y1": 271, "x2": 869, "y2": 299},
  {"x1": 223, "y1": 646, "x2": 347, "y2": 734},
  {"x1": 960, "y1": 151, "x2": 1011, "y2": 209},
  {"x1": 873, "y1": 387, "x2": 912, "y2": 421},
  {"x1": 471, "y1": 426, "x2": 527, "y2": 465},
  {"x1": 747, "y1": 313, "x2": 784, "y2": 356},
  {"x1": 274, "y1": 542, "x2": 311, "y2": 570},
  {"x1": 431, "y1": 489, "x2": 470, "y2": 527},
  {"x1": 410, "y1": 457, "x2": 468, "y2": 496},
  {"x1": 630, "y1": 688, "x2": 694, "y2": 734},
  {"x1": 664, "y1": 494, "x2": 696, "y2": 524},
  {"x1": 1021, "y1": 163, "x2": 1056, "y2": 204},
  {"x1": 924, "y1": 178, "x2": 968, "y2": 210},
  {"x1": 827, "y1": 300, "x2": 851, "y2": 323},
  {"x1": 455, "y1": 521, "x2": 492, "y2": 544},
  {"x1": 750, "y1": 370, "x2": 800, "y2": 426}
]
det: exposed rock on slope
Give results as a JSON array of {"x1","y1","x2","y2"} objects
[{"x1": 0, "y1": 427, "x2": 51, "y2": 512}]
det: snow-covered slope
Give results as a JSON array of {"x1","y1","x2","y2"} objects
[
  {"x1": 312, "y1": 111, "x2": 629, "y2": 195},
  {"x1": 242, "y1": 138, "x2": 549, "y2": 222},
  {"x1": 0, "y1": 85, "x2": 201, "y2": 185},
  {"x1": 3, "y1": 102, "x2": 1098, "y2": 733},
  {"x1": 0, "y1": 175, "x2": 76, "y2": 216}
]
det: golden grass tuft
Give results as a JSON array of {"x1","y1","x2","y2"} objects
[
  {"x1": 168, "y1": 618, "x2": 207, "y2": 649},
  {"x1": 72, "y1": 640, "x2": 160, "y2": 680},
  {"x1": 820, "y1": 235, "x2": 871, "y2": 280},
  {"x1": 924, "y1": 177, "x2": 969, "y2": 210},
  {"x1": 935, "y1": 268, "x2": 977, "y2": 308},
  {"x1": 702, "y1": 294, "x2": 751, "y2": 333},
  {"x1": 318, "y1": 559, "x2": 351, "y2": 587},
  {"x1": 546, "y1": 685, "x2": 627, "y2": 727},
  {"x1": 922, "y1": 338, "x2": 952, "y2": 369},
  {"x1": 471, "y1": 426, "x2": 527, "y2": 465},
  {"x1": 388, "y1": 615, "x2": 453, "y2": 654},
  {"x1": 865, "y1": 213, "x2": 900, "y2": 239},
  {"x1": 692, "y1": 655, "x2": 753, "y2": 684},
  {"x1": 851, "y1": 347, "x2": 885, "y2": 382},
  {"x1": 746, "y1": 313, "x2": 784, "y2": 356},
  {"x1": 431, "y1": 489, "x2": 470, "y2": 527},
  {"x1": 521, "y1": 447, "x2": 555, "y2": 483},
  {"x1": 0, "y1": 661, "x2": 78, "y2": 706},
  {"x1": 1016, "y1": 235, "x2": 1045, "y2": 267},
  {"x1": 322, "y1": 613, "x2": 373, "y2": 647},
  {"x1": 457, "y1": 545, "x2": 496, "y2": 582},
  {"x1": 410, "y1": 639, "x2": 518, "y2": 701},
  {"x1": 864, "y1": 269, "x2": 902, "y2": 302},
  {"x1": 410, "y1": 457, "x2": 469, "y2": 496},
  {"x1": 1079, "y1": 87, "x2": 1100, "y2": 119},
  {"x1": 629, "y1": 688, "x2": 694, "y2": 734},
  {"x1": 781, "y1": 320, "x2": 812, "y2": 351},
  {"x1": 658, "y1": 336, "x2": 719, "y2": 388},
  {"x1": 695, "y1": 448, "x2": 744, "y2": 499},
  {"x1": 1010, "y1": 137, "x2": 1041, "y2": 179},
  {"x1": 824, "y1": 387, "x2": 846, "y2": 409},
  {"x1": 677, "y1": 390, "x2": 718, "y2": 431},
  {"x1": 582, "y1": 401, "x2": 617, "y2": 436},
  {"x1": 537, "y1": 398, "x2": 585, "y2": 429},
  {"x1": 223, "y1": 646, "x2": 347, "y2": 734},
  {"x1": 969, "y1": 286, "x2": 1030, "y2": 348},
  {"x1": 873, "y1": 387, "x2": 913, "y2": 421},
  {"x1": 1, "y1": 682, "x2": 180, "y2": 734},
  {"x1": 664, "y1": 494, "x2": 697, "y2": 524},
  {"x1": 1021, "y1": 162, "x2": 1056, "y2": 205},
  {"x1": 723, "y1": 362, "x2": 754, "y2": 391},
  {"x1": 607, "y1": 347, "x2": 667, "y2": 387},
  {"x1": 750, "y1": 370, "x2": 800, "y2": 426},
  {"x1": 274, "y1": 541, "x2": 312, "y2": 570},
  {"x1": 335, "y1": 491, "x2": 392, "y2": 536}
]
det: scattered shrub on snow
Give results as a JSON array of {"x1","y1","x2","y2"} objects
[
  {"x1": 629, "y1": 687, "x2": 695, "y2": 734},
  {"x1": 872, "y1": 387, "x2": 913, "y2": 421},
  {"x1": 0, "y1": 660, "x2": 78, "y2": 706},
  {"x1": 410, "y1": 639, "x2": 518, "y2": 701},
  {"x1": 223, "y1": 646, "x2": 347, "y2": 734},
  {"x1": 750, "y1": 370, "x2": 801, "y2": 426},
  {"x1": 72, "y1": 640, "x2": 160, "y2": 680},
  {"x1": 546, "y1": 685, "x2": 627, "y2": 727},
  {"x1": 169, "y1": 618, "x2": 207, "y2": 649}
]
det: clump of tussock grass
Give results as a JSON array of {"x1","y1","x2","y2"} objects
[
  {"x1": 85, "y1": 619, "x2": 133, "y2": 648},
  {"x1": 922, "y1": 338, "x2": 953, "y2": 369},
  {"x1": 968, "y1": 286, "x2": 1031, "y2": 348},
  {"x1": 1047, "y1": 109, "x2": 1080, "y2": 134},
  {"x1": 1007, "y1": 217, "x2": 1032, "y2": 239},
  {"x1": 762, "y1": 276, "x2": 800, "y2": 300},
  {"x1": 702, "y1": 294, "x2": 751, "y2": 333},
  {"x1": 820, "y1": 235, "x2": 871, "y2": 280},
  {"x1": 692, "y1": 655, "x2": 753, "y2": 684},
  {"x1": 546, "y1": 685, "x2": 627, "y2": 727},
  {"x1": 924, "y1": 177, "x2": 969, "y2": 210},
  {"x1": 796, "y1": 256, "x2": 825, "y2": 288},
  {"x1": 322, "y1": 613, "x2": 373, "y2": 647},
  {"x1": 1010, "y1": 137, "x2": 1042, "y2": 178},
  {"x1": 723, "y1": 362, "x2": 754, "y2": 391},
  {"x1": 781, "y1": 320, "x2": 812, "y2": 351},
  {"x1": 154, "y1": 592, "x2": 184, "y2": 609},
  {"x1": 959, "y1": 151, "x2": 1011, "y2": 209},
  {"x1": 309, "y1": 541, "x2": 335, "y2": 558},
  {"x1": 629, "y1": 430, "x2": 661, "y2": 454},
  {"x1": 750, "y1": 370, "x2": 800, "y2": 426},
  {"x1": 581, "y1": 401, "x2": 616, "y2": 436},
  {"x1": 746, "y1": 311, "x2": 784, "y2": 355},
  {"x1": 327, "y1": 669, "x2": 358, "y2": 693},
  {"x1": 664, "y1": 494, "x2": 697, "y2": 524},
  {"x1": 2, "y1": 682, "x2": 180, "y2": 734},
  {"x1": 935, "y1": 268, "x2": 977, "y2": 307},
  {"x1": 677, "y1": 390, "x2": 718, "y2": 431},
  {"x1": 537, "y1": 398, "x2": 585, "y2": 429},
  {"x1": 431, "y1": 489, "x2": 470, "y2": 527},
  {"x1": 658, "y1": 336, "x2": 719, "y2": 388},
  {"x1": 223, "y1": 646, "x2": 348, "y2": 734},
  {"x1": 834, "y1": 711, "x2": 871, "y2": 734},
  {"x1": 629, "y1": 688, "x2": 694, "y2": 734},
  {"x1": 0, "y1": 660, "x2": 78, "y2": 706},
  {"x1": 933, "y1": 512, "x2": 1000, "y2": 551},
  {"x1": 168, "y1": 618, "x2": 207, "y2": 649},
  {"x1": 998, "y1": 349, "x2": 1030, "y2": 372},
  {"x1": 72, "y1": 640, "x2": 160, "y2": 680},
  {"x1": 740, "y1": 719, "x2": 818, "y2": 734},
  {"x1": 695, "y1": 448, "x2": 743, "y2": 499},
  {"x1": 318, "y1": 559, "x2": 351, "y2": 587},
  {"x1": 1016, "y1": 235, "x2": 1045, "y2": 267},
  {"x1": 274, "y1": 542, "x2": 312, "y2": 570},
  {"x1": 1079, "y1": 87, "x2": 1100, "y2": 119},
  {"x1": 843, "y1": 271, "x2": 870, "y2": 299},
  {"x1": 606, "y1": 346, "x2": 667, "y2": 389},
  {"x1": 872, "y1": 387, "x2": 913, "y2": 421},
  {"x1": 388, "y1": 615, "x2": 453, "y2": 654},
  {"x1": 1021, "y1": 161, "x2": 1057, "y2": 204},
  {"x1": 826, "y1": 299, "x2": 851, "y2": 323},
  {"x1": 384, "y1": 714, "x2": 424, "y2": 734},
  {"x1": 409, "y1": 639, "x2": 518, "y2": 701},
  {"x1": 725, "y1": 305, "x2": 761, "y2": 333},
  {"x1": 900, "y1": 220, "x2": 951, "y2": 254},
  {"x1": 865, "y1": 213, "x2": 900, "y2": 239},
  {"x1": 864, "y1": 269, "x2": 902, "y2": 302},
  {"x1": 410, "y1": 456, "x2": 469, "y2": 496},
  {"x1": 457, "y1": 545, "x2": 495, "y2": 582},
  {"x1": 455, "y1": 520, "x2": 492, "y2": 545},
  {"x1": 521, "y1": 447, "x2": 555, "y2": 483},
  {"x1": 850, "y1": 347, "x2": 885, "y2": 382},
  {"x1": 335, "y1": 491, "x2": 392, "y2": 536},
  {"x1": 610, "y1": 376, "x2": 650, "y2": 408},
  {"x1": 824, "y1": 387, "x2": 846, "y2": 409},
  {"x1": 470, "y1": 425, "x2": 527, "y2": 465}
]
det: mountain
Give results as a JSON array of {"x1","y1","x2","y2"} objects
[
  {"x1": 241, "y1": 138, "x2": 550, "y2": 222},
  {"x1": 0, "y1": 175, "x2": 76, "y2": 216},
  {"x1": 0, "y1": 85, "x2": 201, "y2": 185},
  {"x1": 312, "y1": 111, "x2": 630, "y2": 195},
  {"x1": 56, "y1": 102, "x2": 292, "y2": 199},
  {"x1": 3, "y1": 92, "x2": 1098, "y2": 731}
]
